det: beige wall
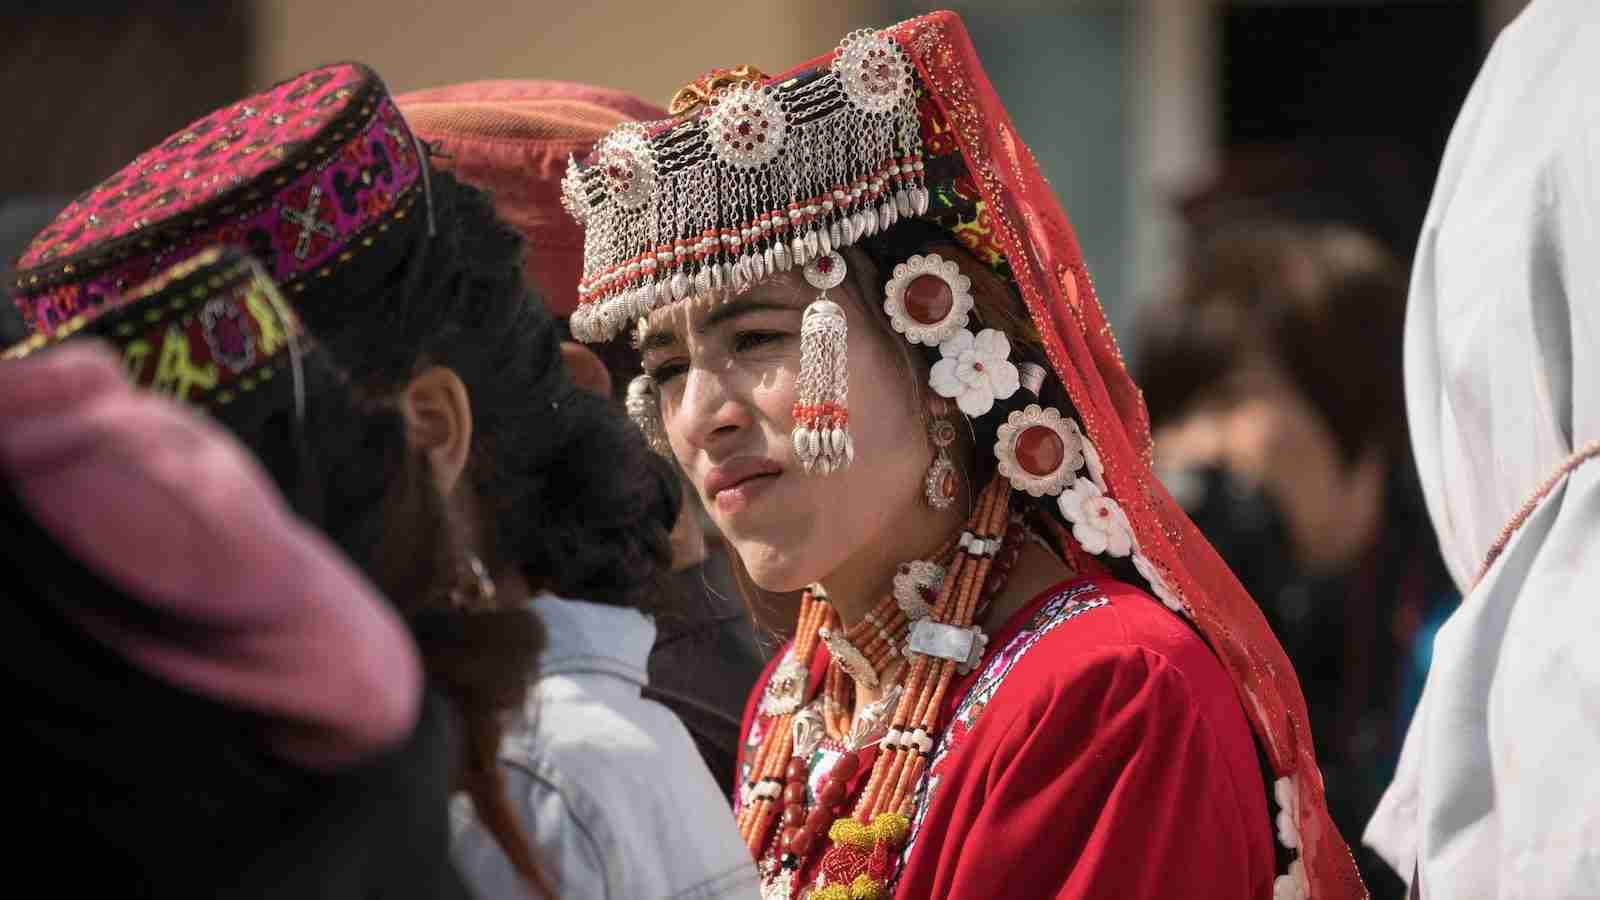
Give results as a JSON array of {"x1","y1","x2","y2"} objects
[{"x1": 256, "y1": 0, "x2": 880, "y2": 105}]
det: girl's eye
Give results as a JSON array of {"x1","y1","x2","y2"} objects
[
  {"x1": 646, "y1": 360, "x2": 688, "y2": 383},
  {"x1": 735, "y1": 331, "x2": 790, "y2": 353}
]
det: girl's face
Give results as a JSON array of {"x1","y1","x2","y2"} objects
[{"x1": 641, "y1": 269, "x2": 932, "y2": 592}]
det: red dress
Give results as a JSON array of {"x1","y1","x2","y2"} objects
[{"x1": 737, "y1": 576, "x2": 1276, "y2": 898}]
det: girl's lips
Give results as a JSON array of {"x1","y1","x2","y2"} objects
[
  {"x1": 704, "y1": 456, "x2": 785, "y2": 499},
  {"x1": 712, "y1": 472, "x2": 780, "y2": 515}
]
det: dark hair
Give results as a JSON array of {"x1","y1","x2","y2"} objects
[
  {"x1": 247, "y1": 355, "x2": 551, "y2": 897},
  {"x1": 242, "y1": 171, "x2": 680, "y2": 897},
  {"x1": 1133, "y1": 300, "x2": 1247, "y2": 430},
  {"x1": 1154, "y1": 220, "x2": 1408, "y2": 466},
  {"x1": 298, "y1": 170, "x2": 681, "y2": 611}
]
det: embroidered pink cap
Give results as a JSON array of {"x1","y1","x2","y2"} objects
[
  {"x1": 4, "y1": 246, "x2": 306, "y2": 434},
  {"x1": 11, "y1": 63, "x2": 428, "y2": 336}
]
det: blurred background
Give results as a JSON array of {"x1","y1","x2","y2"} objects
[{"x1": 0, "y1": 2, "x2": 1529, "y2": 895}]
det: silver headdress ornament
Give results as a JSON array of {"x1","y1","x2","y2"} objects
[
  {"x1": 562, "y1": 29, "x2": 929, "y2": 343},
  {"x1": 625, "y1": 374, "x2": 673, "y2": 457}
]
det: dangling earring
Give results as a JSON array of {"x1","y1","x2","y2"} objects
[
  {"x1": 793, "y1": 251, "x2": 853, "y2": 474},
  {"x1": 924, "y1": 414, "x2": 958, "y2": 510},
  {"x1": 626, "y1": 374, "x2": 673, "y2": 458},
  {"x1": 449, "y1": 553, "x2": 498, "y2": 612}
]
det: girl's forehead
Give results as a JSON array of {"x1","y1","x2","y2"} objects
[{"x1": 639, "y1": 272, "x2": 816, "y2": 346}]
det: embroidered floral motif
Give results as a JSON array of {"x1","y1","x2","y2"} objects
[{"x1": 199, "y1": 297, "x2": 255, "y2": 373}]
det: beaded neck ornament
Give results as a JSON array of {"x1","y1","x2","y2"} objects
[
  {"x1": 565, "y1": 12, "x2": 1365, "y2": 900},
  {"x1": 3, "y1": 247, "x2": 306, "y2": 433},
  {"x1": 12, "y1": 63, "x2": 430, "y2": 338}
]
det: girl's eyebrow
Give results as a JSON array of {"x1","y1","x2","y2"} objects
[
  {"x1": 696, "y1": 298, "x2": 799, "y2": 334},
  {"x1": 640, "y1": 297, "x2": 801, "y2": 352}
]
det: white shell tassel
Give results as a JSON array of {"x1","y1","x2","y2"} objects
[{"x1": 792, "y1": 295, "x2": 852, "y2": 475}]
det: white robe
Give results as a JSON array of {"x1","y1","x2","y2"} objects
[{"x1": 1365, "y1": 1, "x2": 1600, "y2": 895}]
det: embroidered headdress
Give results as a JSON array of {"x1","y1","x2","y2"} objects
[
  {"x1": 396, "y1": 80, "x2": 667, "y2": 318},
  {"x1": 3, "y1": 246, "x2": 305, "y2": 432},
  {"x1": 565, "y1": 12, "x2": 1365, "y2": 899},
  {"x1": 11, "y1": 63, "x2": 429, "y2": 337}
]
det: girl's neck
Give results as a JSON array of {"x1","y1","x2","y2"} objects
[{"x1": 819, "y1": 497, "x2": 965, "y2": 630}]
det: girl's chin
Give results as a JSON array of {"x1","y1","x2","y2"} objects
[{"x1": 731, "y1": 540, "x2": 820, "y2": 595}]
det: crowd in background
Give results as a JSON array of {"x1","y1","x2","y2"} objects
[{"x1": 10, "y1": 2, "x2": 1600, "y2": 898}]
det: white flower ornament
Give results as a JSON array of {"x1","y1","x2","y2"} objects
[
  {"x1": 1058, "y1": 479, "x2": 1134, "y2": 558},
  {"x1": 929, "y1": 327, "x2": 1020, "y2": 417},
  {"x1": 1271, "y1": 776, "x2": 1309, "y2": 900},
  {"x1": 1132, "y1": 550, "x2": 1186, "y2": 614},
  {"x1": 1273, "y1": 776, "x2": 1301, "y2": 850},
  {"x1": 1273, "y1": 860, "x2": 1309, "y2": 900}
]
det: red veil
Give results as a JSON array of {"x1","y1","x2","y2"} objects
[{"x1": 890, "y1": 13, "x2": 1364, "y2": 898}]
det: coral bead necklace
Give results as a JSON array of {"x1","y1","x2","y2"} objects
[{"x1": 740, "y1": 474, "x2": 1025, "y2": 898}]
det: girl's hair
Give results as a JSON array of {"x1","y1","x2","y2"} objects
[
  {"x1": 299, "y1": 169, "x2": 681, "y2": 612},
  {"x1": 246, "y1": 171, "x2": 680, "y2": 897},
  {"x1": 248, "y1": 356, "x2": 552, "y2": 898}
]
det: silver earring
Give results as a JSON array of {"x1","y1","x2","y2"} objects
[
  {"x1": 449, "y1": 553, "x2": 498, "y2": 612},
  {"x1": 792, "y1": 251, "x2": 854, "y2": 474},
  {"x1": 626, "y1": 374, "x2": 673, "y2": 457},
  {"x1": 924, "y1": 415, "x2": 958, "y2": 510}
]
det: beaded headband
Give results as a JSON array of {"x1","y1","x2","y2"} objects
[
  {"x1": 3, "y1": 246, "x2": 306, "y2": 431},
  {"x1": 12, "y1": 63, "x2": 429, "y2": 337},
  {"x1": 562, "y1": 28, "x2": 961, "y2": 343}
]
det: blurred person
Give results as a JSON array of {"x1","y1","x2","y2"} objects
[
  {"x1": 1136, "y1": 221, "x2": 1457, "y2": 898},
  {"x1": 562, "y1": 13, "x2": 1365, "y2": 898},
  {"x1": 1364, "y1": 1, "x2": 1600, "y2": 895},
  {"x1": 397, "y1": 80, "x2": 770, "y2": 789},
  {"x1": 0, "y1": 251, "x2": 462, "y2": 898},
  {"x1": 10, "y1": 63, "x2": 754, "y2": 898}
]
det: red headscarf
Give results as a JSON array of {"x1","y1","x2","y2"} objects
[
  {"x1": 396, "y1": 81, "x2": 666, "y2": 318},
  {"x1": 895, "y1": 14, "x2": 1363, "y2": 896}
]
